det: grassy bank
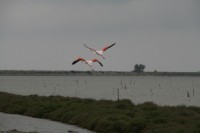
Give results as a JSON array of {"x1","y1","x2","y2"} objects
[{"x1": 0, "y1": 92, "x2": 200, "y2": 133}]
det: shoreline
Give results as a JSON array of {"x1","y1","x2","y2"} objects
[
  {"x1": 0, "y1": 70, "x2": 200, "y2": 76},
  {"x1": 0, "y1": 129, "x2": 36, "y2": 133},
  {"x1": 0, "y1": 112, "x2": 94, "y2": 133}
]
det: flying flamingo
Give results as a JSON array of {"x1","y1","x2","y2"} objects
[
  {"x1": 72, "y1": 57, "x2": 103, "y2": 71},
  {"x1": 84, "y1": 43, "x2": 116, "y2": 59}
]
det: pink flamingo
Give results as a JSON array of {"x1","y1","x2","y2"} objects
[
  {"x1": 72, "y1": 57, "x2": 103, "y2": 71},
  {"x1": 84, "y1": 43, "x2": 116, "y2": 59}
]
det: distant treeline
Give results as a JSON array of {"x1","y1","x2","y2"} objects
[{"x1": 0, "y1": 70, "x2": 200, "y2": 76}]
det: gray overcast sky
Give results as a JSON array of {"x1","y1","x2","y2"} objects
[{"x1": 0, "y1": 0, "x2": 200, "y2": 72}]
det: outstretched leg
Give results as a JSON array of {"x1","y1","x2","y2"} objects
[
  {"x1": 88, "y1": 65, "x2": 94, "y2": 71},
  {"x1": 101, "y1": 55, "x2": 105, "y2": 59}
]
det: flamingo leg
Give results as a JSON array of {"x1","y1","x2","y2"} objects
[
  {"x1": 87, "y1": 64, "x2": 94, "y2": 71},
  {"x1": 101, "y1": 55, "x2": 105, "y2": 59}
]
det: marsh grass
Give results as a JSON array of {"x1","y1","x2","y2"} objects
[{"x1": 0, "y1": 92, "x2": 200, "y2": 133}]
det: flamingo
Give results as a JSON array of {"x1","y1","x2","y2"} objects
[
  {"x1": 72, "y1": 57, "x2": 103, "y2": 71},
  {"x1": 84, "y1": 43, "x2": 116, "y2": 59}
]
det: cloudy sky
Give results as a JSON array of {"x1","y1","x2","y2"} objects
[{"x1": 0, "y1": 0, "x2": 200, "y2": 72}]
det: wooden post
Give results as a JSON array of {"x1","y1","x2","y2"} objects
[
  {"x1": 117, "y1": 88, "x2": 120, "y2": 101},
  {"x1": 193, "y1": 88, "x2": 194, "y2": 96},
  {"x1": 187, "y1": 91, "x2": 190, "y2": 98},
  {"x1": 53, "y1": 87, "x2": 56, "y2": 96},
  {"x1": 43, "y1": 80, "x2": 46, "y2": 88}
]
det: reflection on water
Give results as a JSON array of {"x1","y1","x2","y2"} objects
[
  {"x1": 0, "y1": 112, "x2": 94, "y2": 133},
  {"x1": 0, "y1": 76, "x2": 200, "y2": 106}
]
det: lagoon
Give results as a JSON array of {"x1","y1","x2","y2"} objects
[
  {"x1": 0, "y1": 76, "x2": 200, "y2": 106},
  {"x1": 0, "y1": 112, "x2": 94, "y2": 133}
]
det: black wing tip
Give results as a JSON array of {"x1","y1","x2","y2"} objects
[
  {"x1": 84, "y1": 44, "x2": 87, "y2": 47},
  {"x1": 111, "y1": 43, "x2": 116, "y2": 46},
  {"x1": 83, "y1": 44, "x2": 89, "y2": 48},
  {"x1": 99, "y1": 62, "x2": 103, "y2": 67},
  {"x1": 72, "y1": 60, "x2": 79, "y2": 65},
  {"x1": 72, "y1": 61, "x2": 75, "y2": 65},
  {"x1": 108, "y1": 43, "x2": 116, "y2": 48}
]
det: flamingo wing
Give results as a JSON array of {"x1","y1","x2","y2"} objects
[
  {"x1": 92, "y1": 59, "x2": 103, "y2": 67},
  {"x1": 84, "y1": 44, "x2": 97, "y2": 53},
  {"x1": 72, "y1": 58, "x2": 86, "y2": 65},
  {"x1": 97, "y1": 61, "x2": 103, "y2": 67},
  {"x1": 72, "y1": 59, "x2": 80, "y2": 65},
  {"x1": 102, "y1": 43, "x2": 116, "y2": 52}
]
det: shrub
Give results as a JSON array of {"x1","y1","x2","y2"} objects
[{"x1": 128, "y1": 117, "x2": 146, "y2": 133}]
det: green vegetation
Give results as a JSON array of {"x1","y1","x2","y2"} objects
[
  {"x1": 133, "y1": 64, "x2": 146, "y2": 73},
  {"x1": 1, "y1": 92, "x2": 200, "y2": 133}
]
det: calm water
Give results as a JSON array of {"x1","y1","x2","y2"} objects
[
  {"x1": 0, "y1": 76, "x2": 200, "y2": 106},
  {"x1": 0, "y1": 112, "x2": 94, "y2": 133}
]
